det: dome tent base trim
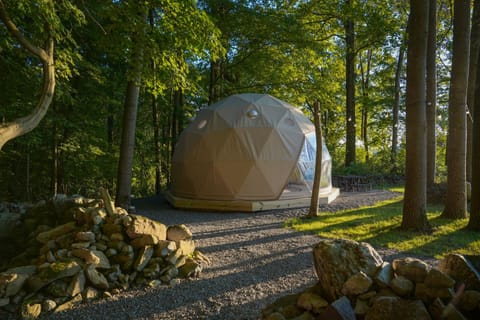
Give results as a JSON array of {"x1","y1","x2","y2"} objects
[{"x1": 164, "y1": 187, "x2": 339, "y2": 213}]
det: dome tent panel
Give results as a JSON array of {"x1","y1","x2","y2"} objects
[{"x1": 170, "y1": 93, "x2": 336, "y2": 205}]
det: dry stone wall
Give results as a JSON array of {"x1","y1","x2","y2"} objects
[
  {"x1": 262, "y1": 238, "x2": 480, "y2": 320},
  {"x1": 0, "y1": 190, "x2": 209, "y2": 319}
]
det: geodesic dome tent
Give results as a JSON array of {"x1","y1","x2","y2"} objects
[{"x1": 169, "y1": 93, "x2": 335, "y2": 208}]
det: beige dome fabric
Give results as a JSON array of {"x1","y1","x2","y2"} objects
[{"x1": 171, "y1": 93, "x2": 316, "y2": 201}]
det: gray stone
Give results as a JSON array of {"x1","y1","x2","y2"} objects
[
  {"x1": 459, "y1": 290, "x2": 480, "y2": 311},
  {"x1": 71, "y1": 248, "x2": 110, "y2": 269},
  {"x1": 155, "y1": 240, "x2": 177, "y2": 257},
  {"x1": 342, "y1": 271, "x2": 373, "y2": 296},
  {"x1": 125, "y1": 215, "x2": 166, "y2": 240},
  {"x1": 45, "y1": 279, "x2": 69, "y2": 297},
  {"x1": 0, "y1": 265, "x2": 36, "y2": 298},
  {"x1": 178, "y1": 260, "x2": 203, "y2": 278},
  {"x1": 354, "y1": 298, "x2": 370, "y2": 317},
  {"x1": 331, "y1": 296, "x2": 356, "y2": 320},
  {"x1": 365, "y1": 297, "x2": 430, "y2": 320},
  {"x1": 439, "y1": 254, "x2": 480, "y2": 291},
  {"x1": 20, "y1": 302, "x2": 42, "y2": 320},
  {"x1": 0, "y1": 297, "x2": 9, "y2": 307},
  {"x1": 375, "y1": 262, "x2": 394, "y2": 288},
  {"x1": 66, "y1": 271, "x2": 85, "y2": 297},
  {"x1": 54, "y1": 293, "x2": 83, "y2": 313},
  {"x1": 296, "y1": 292, "x2": 328, "y2": 314},
  {"x1": 389, "y1": 275, "x2": 414, "y2": 297},
  {"x1": 131, "y1": 234, "x2": 159, "y2": 248},
  {"x1": 134, "y1": 246, "x2": 154, "y2": 272},
  {"x1": 85, "y1": 265, "x2": 109, "y2": 290},
  {"x1": 167, "y1": 224, "x2": 193, "y2": 241},
  {"x1": 425, "y1": 286, "x2": 454, "y2": 299},
  {"x1": 83, "y1": 286, "x2": 99, "y2": 300},
  {"x1": 392, "y1": 257, "x2": 430, "y2": 283},
  {"x1": 414, "y1": 283, "x2": 430, "y2": 302},
  {"x1": 312, "y1": 239, "x2": 383, "y2": 301},
  {"x1": 75, "y1": 231, "x2": 95, "y2": 242},
  {"x1": 27, "y1": 260, "x2": 81, "y2": 292},
  {"x1": 424, "y1": 268, "x2": 455, "y2": 288},
  {"x1": 177, "y1": 239, "x2": 196, "y2": 256},
  {"x1": 42, "y1": 299, "x2": 57, "y2": 312},
  {"x1": 36, "y1": 221, "x2": 77, "y2": 244}
]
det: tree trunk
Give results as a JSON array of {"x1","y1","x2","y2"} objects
[
  {"x1": 0, "y1": 1, "x2": 55, "y2": 151},
  {"x1": 308, "y1": 101, "x2": 323, "y2": 217},
  {"x1": 401, "y1": 0, "x2": 431, "y2": 232},
  {"x1": 345, "y1": 0, "x2": 356, "y2": 167},
  {"x1": 391, "y1": 44, "x2": 405, "y2": 172},
  {"x1": 360, "y1": 49, "x2": 372, "y2": 162},
  {"x1": 442, "y1": 0, "x2": 470, "y2": 220},
  {"x1": 467, "y1": 0, "x2": 480, "y2": 183},
  {"x1": 51, "y1": 110, "x2": 58, "y2": 196},
  {"x1": 467, "y1": 46, "x2": 480, "y2": 230},
  {"x1": 209, "y1": 59, "x2": 223, "y2": 104},
  {"x1": 426, "y1": 0, "x2": 437, "y2": 192},
  {"x1": 152, "y1": 90, "x2": 161, "y2": 194},
  {"x1": 115, "y1": 79, "x2": 141, "y2": 208}
]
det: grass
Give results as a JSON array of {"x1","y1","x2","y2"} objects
[{"x1": 285, "y1": 187, "x2": 480, "y2": 259}]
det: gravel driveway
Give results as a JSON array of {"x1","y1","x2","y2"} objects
[{"x1": 42, "y1": 189, "x2": 426, "y2": 320}]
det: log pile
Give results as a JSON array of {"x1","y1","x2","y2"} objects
[{"x1": 0, "y1": 190, "x2": 209, "y2": 319}]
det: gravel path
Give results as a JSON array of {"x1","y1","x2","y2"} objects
[{"x1": 43, "y1": 190, "x2": 434, "y2": 320}]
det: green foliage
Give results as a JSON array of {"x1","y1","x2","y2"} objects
[
  {"x1": 0, "y1": 0, "x2": 454, "y2": 201},
  {"x1": 286, "y1": 190, "x2": 477, "y2": 259}
]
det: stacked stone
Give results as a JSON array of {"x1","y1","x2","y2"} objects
[
  {"x1": 262, "y1": 239, "x2": 480, "y2": 320},
  {"x1": 0, "y1": 191, "x2": 209, "y2": 319}
]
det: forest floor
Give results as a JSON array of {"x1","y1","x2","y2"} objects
[{"x1": 39, "y1": 189, "x2": 438, "y2": 320}]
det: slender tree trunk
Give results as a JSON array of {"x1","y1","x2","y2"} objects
[
  {"x1": 308, "y1": 101, "x2": 323, "y2": 217},
  {"x1": 51, "y1": 113, "x2": 58, "y2": 196},
  {"x1": 391, "y1": 44, "x2": 405, "y2": 172},
  {"x1": 345, "y1": 0, "x2": 356, "y2": 167},
  {"x1": 116, "y1": 79, "x2": 141, "y2": 208},
  {"x1": 467, "y1": 47, "x2": 480, "y2": 230},
  {"x1": 360, "y1": 50, "x2": 372, "y2": 162},
  {"x1": 401, "y1": 0, "x2": 431, "y2": 232},
  {"x1": 209, "y1": 59, "x2": 223, "y2": 104},
  {"x1": 170, "y1": 89, "x2": 178, "y2": 161},
  {"x1": 426, "y1": 0, "x2": 437, "y2": 192},
  {"x1": 152, "y1": 91, "x2": 161, "y2": 194},
  {"x1": 442, "y1": 0, "x2": 470, "y2": 220},
  {"x1": 467, "y1": 0, "x2": 480, "y2": 183},
  {"x1": 0, "y1": 1, "x2": 55, "y2": 151},
  {"x1": 115, "y1": 6, "x2": 147, "y2": 208}
]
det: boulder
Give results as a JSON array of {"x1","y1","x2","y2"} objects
[
  {"x1": 85, "y1": 265, "x2": 109, "y2": 290},
  {"x1": 365, "y1": 297, "x2": 430, "y2": 320},
  {"x1": 167, "y1": 224, "x2": 193, "y2": 241},
  {"x1": 392, "y1": 257, "x2": 430, "y2": 283},
  {"x1": 0, "y1": 265, "x2": 36, "y2": 298},
  {"x1": 27, "y1": 260, "x2": 81, "y2": 292},
  {"x1": 125, "y1": 215, "x2": 166, "y2": 241},
  {"x1": 389, "y1": 276, "x2": 414, "y2": 297},
  {"x1": 36, "y1": 221, "x2": 77, "y2": 244},
  {"x1": 342, "y1": 271, "x2": 373, "y2": 296},
  {"x1": 312, "y1": 239, "x2": 383, "y2": 301},
  {"x1": 424, "y1": 268, "x2": 455, "y2": 288},
  {"x1": 459, "y1": 290, "x2": 480, "y2": 311},
  {"x1": 439, "y1": 254, "x2": 480, "y2": 291},
  {"x1": 375, "y1": 262, "x2": 394, "y2": 288},
  {"x1": 296, "y1": 292, "x2": 328, "y2": 314}
]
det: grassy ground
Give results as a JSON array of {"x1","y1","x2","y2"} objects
[{"x1": 286, "y1": 187, "x2": 480, "y2": 259}]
